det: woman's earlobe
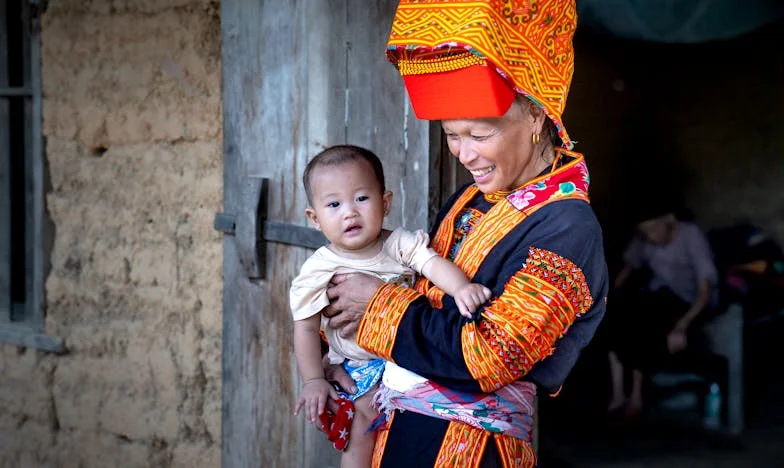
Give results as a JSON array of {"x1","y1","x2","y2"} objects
[{"x1": 526, "y1": 101, "x2": 547, "y2": 133}]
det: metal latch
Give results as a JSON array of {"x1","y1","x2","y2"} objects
[{"x1": 214, "y1": 177, "x2": 327, "y2": 280}]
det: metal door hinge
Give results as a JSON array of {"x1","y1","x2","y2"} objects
[
  {"x1": 214, "y1": 177, "x2": 327, "y2": 280},
  {"x1": 213, "y1": 213, "x2": 236, "y2": 235}
]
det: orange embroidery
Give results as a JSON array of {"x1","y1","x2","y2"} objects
[
  {"x1": 357, "y1": 284, "x2": 422, "y2": 361},
  {"x1": 371, "y1": 412, "x2": 395, "y2": 468},
  {"x1": 425, "y1": 288, "x2": 445, "y2": 309},
  {"x1": 431, "y1": 186, "x2": 480, "y2": 257},
  {"x1": 522, "y1": 247, "x2": 593, "y2": 314},
  {"x1": 398, "y1": 51, "x2": 486, "y2": 75},
  {"x1": 453, "y1": 201, "x2": 526, "y2": 280},
  {"x1": 434, "y1": 422, "x2": 489, "y2": 467},
  {"x1": 388, "y1": 0, "x2": 578, "y2": 147},
  {"x1": 417, "y1": 186, "x2": 481, "y2": 308},
  {"x1": 495, "y1": 434, "x2": 537, "y2": 467},
  {"x1": 463, "y1": 322, "x2": 516, "y2": 392},
  {"x1": 449, "y1": 207, "x2": 484, "y2": 261},
  {"x1": 462, "y1": 249, "x2": 590, "y2": 391}
]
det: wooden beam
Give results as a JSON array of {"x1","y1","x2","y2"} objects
[{"x1": 0, "y1": 87, "x2": 32, "y2": 97}]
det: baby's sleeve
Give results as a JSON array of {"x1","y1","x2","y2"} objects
[
  {"x1": 383, "y1": 227, "x2": 440, "y2": 274},
  {"x1": 289, "y1": 255, "x2": 334, "y2": 321}
]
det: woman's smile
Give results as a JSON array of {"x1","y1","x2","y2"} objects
[{"x1": 469, "y1": 165, "x2": 496, "y2": 177}]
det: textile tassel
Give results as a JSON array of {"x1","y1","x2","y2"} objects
[{"x1": 372, "y1": 384, "x2": 406, "y2": 419}]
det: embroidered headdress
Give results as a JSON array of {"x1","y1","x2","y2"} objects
[{"x1": 386, "y1": 0, "x2": 578, "y2": 148}]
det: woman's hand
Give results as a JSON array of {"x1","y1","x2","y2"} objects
[
  {"x1": 322, "y1": 354, "x2": 358, "y2": 396},
  {"x1": 323, "y1": 273, "x2": 384, "y2": 338}
]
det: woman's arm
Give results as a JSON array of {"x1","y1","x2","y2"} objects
[
  {"x1": 341, "y1": 202, "x2": 608, "y2": 393},
  {"x1": 675, "y1": 279, "x2": 711, "y2": 331}
]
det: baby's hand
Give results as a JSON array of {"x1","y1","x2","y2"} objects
[
  {"x1": 454, "y1": 283, "x2": 492, "y2": 318},
  {"x1": 294, "y1": 378, "x2": 339, "y2": 424}
]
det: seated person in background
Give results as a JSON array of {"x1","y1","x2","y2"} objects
[{"x1": 605, "y1": 201, "x2": 719, "y2": 417}]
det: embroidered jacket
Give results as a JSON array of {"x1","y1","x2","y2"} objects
[{"x1": 356, "y1": 150, "x2": 609, "y2": 468}]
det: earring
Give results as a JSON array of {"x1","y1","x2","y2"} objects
[{"x1": 532, "y1": 133, "x2": 540, "y2": 145}]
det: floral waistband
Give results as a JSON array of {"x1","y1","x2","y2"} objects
[{"x1": 372, "y1": 379, "x2": 536, "y2": 441}]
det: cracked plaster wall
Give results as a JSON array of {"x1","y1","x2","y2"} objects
[{"x1": 1, "y1": 1, "x2": 223, "y2": 466}]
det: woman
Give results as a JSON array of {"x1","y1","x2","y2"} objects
[
  {"x1": 323, "y1": 1, "x2": 608, "y2": 466},
  {"x1": 606, "y1": 203, "x2": 719, "y2": 418}
]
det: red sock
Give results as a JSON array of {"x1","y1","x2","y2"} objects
[{"x1": 318, "y1": 397, "x2": 355, "y2": 452}]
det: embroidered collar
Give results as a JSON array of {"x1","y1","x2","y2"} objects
[
  {"x1": 483, "y1": 190, "x2": 511, "y2": 204},
  {"x1": 505, "y1": 149, "x2": 590, "y2": 212}
]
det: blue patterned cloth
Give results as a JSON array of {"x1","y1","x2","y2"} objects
[{"x1": 339, "y1": 359, "x2": 385, "y2": 401}]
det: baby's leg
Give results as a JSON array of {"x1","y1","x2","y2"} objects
[{"x1": 340, "y1": 386, "x2": 379, "y2": 468}]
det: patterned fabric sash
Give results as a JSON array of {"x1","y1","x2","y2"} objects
[{"x1": 373, "y1": 380, "x2": 537, "y2": 441}]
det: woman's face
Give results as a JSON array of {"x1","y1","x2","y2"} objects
[{"x1": 441, "y1": 99, "x2": 547, "y2": 194}]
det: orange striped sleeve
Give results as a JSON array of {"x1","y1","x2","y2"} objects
[
  {"x1": 461, "y1": 248, "x2": 592, "y2": 392},
  {"x1": 356, "y1": 283, "x2": 422, "y2": 361}
]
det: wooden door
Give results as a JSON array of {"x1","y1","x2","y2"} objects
[{"x1": 220, "y1": 1, "x2": 432, "y2": 466}]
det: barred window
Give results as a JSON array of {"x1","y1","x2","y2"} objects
[{"x1": 0, "y1": 0, "x2": 62, "y2": 352}]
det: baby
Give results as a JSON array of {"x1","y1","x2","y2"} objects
[{"x1": 290, "y1": 145, "x2": 491, "y2": 467}]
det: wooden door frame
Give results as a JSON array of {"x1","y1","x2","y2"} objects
[{"x1": 220, "y1": 1, "x2": 433, "y2": 466}]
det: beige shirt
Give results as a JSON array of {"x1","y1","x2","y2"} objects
[{"x1": 290, "y1": 227, "x2": 438, "y2": 365}]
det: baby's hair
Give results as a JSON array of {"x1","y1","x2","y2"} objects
[{"x1": 303, "y1": 145, "x2": 386, "y2": 206}]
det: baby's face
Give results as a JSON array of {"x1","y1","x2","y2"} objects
[{"x1": 305, "y1": 159, "x2": 391, "y2": 256}]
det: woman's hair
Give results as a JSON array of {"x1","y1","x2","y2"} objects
[
  {"x1": 514, "y1": 95, "x2": 561, "y2": 147},
  {"x1": 544, "y1": 117, "x2": 560, "y2": 147},
  {"x1": 302, "y1": 145, "x2": 386, "y2": 205}
]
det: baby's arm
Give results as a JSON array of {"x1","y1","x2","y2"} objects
[
  {"x1": 421, "y1": 256, "x2": 491, "y2": 318},
  {"x1": 293, "y1": 314, "x2": 338, "y2": 423}
]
